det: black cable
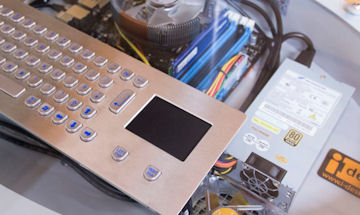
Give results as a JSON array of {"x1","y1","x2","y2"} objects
[{"x1": 0, "y1": 120, "x2": 136, "y2": 203}]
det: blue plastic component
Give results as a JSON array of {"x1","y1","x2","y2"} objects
[
  {"x1": 196, "y1": 27, "x2": 252, "y2": 91},
  {"x1": 179, "y1": 21, "x2": 238, "y2": 83},
  {"x1": 172, "y1": 10, "x2": 230, "y2": 78}
]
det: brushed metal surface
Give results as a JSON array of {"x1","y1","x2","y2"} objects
[{"x1": 0, "y1": 1, "x2": 246, "y2": 214}]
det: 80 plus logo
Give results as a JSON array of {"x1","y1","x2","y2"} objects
[{"x1": 318, "y1": 149, "x2": 360, "y2": 198}]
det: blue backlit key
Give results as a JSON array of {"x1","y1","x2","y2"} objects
[
  {"x1": 85, "y1": 69, "x2": 99, "y2": 81},
  {"x1": 57, "y1": 37, "x2": 71, "y2": 47},
  {"x1": 25, "y1": 55, "x2": 40, "y2": 67},
  {"x1": 80, "y1": 127, "x2": 96, "y2": 142},
  {"x1": 2, "y1": 61, "x2": 17, "y2": 73},
  {"x1": 53, "y1": 90, "x2": 69, "y2": 103},
  {"x1": 69, "y1": 43, "x2": 83, "y2": 54},
  {"x1": 0, "y1": 8, "x2": 13, "y2": 17},
  {"x1": 50, "y1": 69, "x2": 65, "y2": 81},
  {"x1": 38, "y1": 103, "x2": 54, "y2": 116},
  {"x1": 33, "y1": 24, "x2": 47, "y2": 35},
  {"x1": 80, "y1": 105, "x2": 96, "y2": 119},
  {"x1": 67, "y1": 98, "x2": 82, "y2": 111},
  {"x1": 109, "y1": 89, "x2": 135, "y2": 114},
  {"x1": 38, "y1": 62, "x2": 53, "y2": 74},
  {"x1": 133, "y1": 76, "x2": 148, "y2": 88},
  {"x1": 52, "y1": 111, "x2": 68, "y2": 125},
  {"x1": 27, "y1": 75, "x2": 43, "y2": 88},
  {"x1": 143, "y1": 165, "x2": 161, "y2": 181},
  {"x1": 24, "y1": 37, "x2": 38, "y2": 47},
  {"x1": 11, "y1": 13, "x2": 24, "y2": 23},
  {"x1": 25, "y1": 95, "x2": 41, "y2": 108},
  {"x1": 40, "y1": 83, "x2": 55, "y2": 95},
  {"x1": 14, "y1": 69, "x2": 30, "y2": 80},
  {"x1": 112, "y1": 146, "x2": 129, "y2": 162},
  {"x1": 12, "y1": 30, "x2": 27, "y2": 41},
  {"x1": 13, "y1": 49, "x2": 28, "y2": 60},
  {"x1": 22, "y1": 18, "x2": 36, "y2": 29},
  {"x1": 1, "y1": 24, "x2": 15, "y2": 34},
  {"x1": 106, "y1": 62, "x2": 121, "y2": 74},
  {"x1": 66, "y1": 120, "x2": 82, "y2": 133},
  {"x1": 72, "y1": 62, "x2": 87, "y2": 74},
  {"x1": 45, "y1": 31, "x2": 59, "y2": 41},
  {"x1": 93, "y1": 56, "x2": 107, "y2": 67},
  {"x1": 81, "y1": 49, "x2": 95, "y2": 61},
  {"x1": 60, "y1": 55, "x2": 74, "y2": 67},
  {"x1": 48, "y1": 49, "x2": 62, "y2": 61},
  {"x1": 120, "y1": 69, "x2": 134, "y2": 81},
  {"x1": 76, "y1": 83, "x2": 92, "y2": 96},
  {"x1": 98, "y1": 76, "x2": 113, "y2": 88},
  {"x1": 1, "y1": 42, "x2": 16, "y2": 53},
  {"x1": 35, "y1": 43, "x2": 50, "y2": 54},
  {"x1": 90, "y1": 89, "x2": 105, "y2": 103}
]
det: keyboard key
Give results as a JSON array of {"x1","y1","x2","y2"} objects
[
  {"x1": 133, "y1": 76, "x2": 148, "y2": 88},
  {"x1": 60, "y1": 55, "x2": 74, "y2": 67},
  {"x1": 80, "y1": 105, "x2": 96, "y2": 119},
  {"x1": 98, "y1": 76, "x2": 113, "y2": 88},
  {"x1": 76, "y1": 83, "x2": 92, "y2": 96},
  {"x1": 52, "y1": 111, "x2": 68, "y2": 125},
  {"x1": 66, "y1": 120, "x2": 82, "y2": 133},
  {"x1": 27, "y1": 75, "x2": 42, "y2": 88},
  {"x1": 13, "y1": 49, "x2": 28, "y2": 60},
  {"x1": 14, "y1": 69, "x2": 30, "y2": 80},
  {"x1": 143, "y1": 165, "x2": 161, "y2": 181},
  {"x1": 50, "y1": 69, "x2": 65, "y2": 81},
  {"x1": 57, "y1": 37, "x2": 71, "y2": 47},
  {"x1": 35, "y1": 43, "x2": 50, "y2": 54},
  {"x1": 40, "y1": 83, "x2": 56, "y2": 95},
  {"x1": 2, "y1": 42, "x2": 16, "y2": 53},
  {"x1": 53, "y1": 90, "x2": 69, "y2": 103},
  {"x1": 2, "y1": 61, "x2": 17, "y2": 73},
  {"x1": 81, "y1": 49, "x2": 95, "y2": 60},
  {"x1": 120, "y1": 69, "x2": 134, "y2": 81},
  {"x1": 0, "y1": 8, "x2": 13, "y2": 17},
  {"x1": 33, "y1": 24, "x2": 47, "y2": 35},
  {"x1": 38, "y1": 62, "x2": 53, "y2": 74},
  {"x1": 22, "y1": 18, "x2": 36, "y2": 29},
  {"x1": 69, "y1": 43, "x2": 83, "y2": 54},
  {"x1": 25, "y1": 55, "x2": 40, "y2": 67},
  {"x1": 24, "y1": 95, "x2": 41, "y2": 108},
  {"x1": 67, "y1": 98, "x2": 82, "y2": 111},
  {"x1": 10, "y1": 13, "x2": 25, "y2": 23},
  {"x1": 106, "y1": 62, "x2": 121, "y2": 74},
  {"x1": 45, "y1": 31, "x2": 59, "y2": 41},
  {"x1": 48, "y1": 49, "x2": 62, "y2": 61},
  {"x1": 80, "y1": 127, "x2": 96, "y2": 142},
  {"x1": 93, "y1": 56, "x2": 107, "y2": 67},
  {"x1": 109, "y1": 89, "x2": 135, "y2": 114},
  {"x1": 12, "y1": 30, "x2": 27, "y2": 41},
  {"x1": 1, "y1": 24, "x2": 15, "y2": 34},
  {"x1": 112, "y1": 146, "x2": 129, "y2": 162},
  {"x1": 63, "y1": 76, "x2": 78, "y2": 88},
  {"x1": 90, "y1": 89, "x2": 105, "y2": 103},
  {"x1": 0, "y1": 73, "x2": 26, "y2": 98},
  {"x1": 24, "y1": 37, "x2": 38, "y2": 47},
  {"x1": 38, "y1": 103, "x2": 54, "y2": 116},
  {"x1": 72, "y1": 62, "x2": 87, "y2": 74},
  {"x1": 85, "y1": 69, "x2": 99, "y2": 81}
]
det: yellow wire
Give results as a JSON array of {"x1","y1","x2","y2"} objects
[{"x1": 114, "y1": 22, "x2": 151, "y2": 66}]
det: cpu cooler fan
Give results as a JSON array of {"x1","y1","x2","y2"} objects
[{"x1": 111, "y1": 0, "x2": 206, "y2": 47}]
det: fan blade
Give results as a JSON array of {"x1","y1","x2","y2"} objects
[
  {"x1": 168, "y1": 0, "x2": 205, "y2": 24},
  {"x1": 125, "y1": 4, "x2": 145, "y2": 18},
  {"x1": 147, "y1": 8, "x2": 174, "y2": 26}
]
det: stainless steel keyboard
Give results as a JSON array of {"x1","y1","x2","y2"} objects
[{"x1": 0, "y1": 1, "x2": 246, "y2": 214}]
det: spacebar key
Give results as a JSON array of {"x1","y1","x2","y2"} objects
[
  {"x1": 0, "y1": 74, "x2": 26, "y2": 98},
  {"x1": 109, "y1": 89, "x2": 136, "y2": 114}
]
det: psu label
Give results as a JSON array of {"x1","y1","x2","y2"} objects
[{"x1": 318, "y1": 149, "x2": 360, "y2": 198}]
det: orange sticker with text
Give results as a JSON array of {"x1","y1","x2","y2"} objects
[{"x1": 318, "y1": 149, "x2": 360, "y2": 198}]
